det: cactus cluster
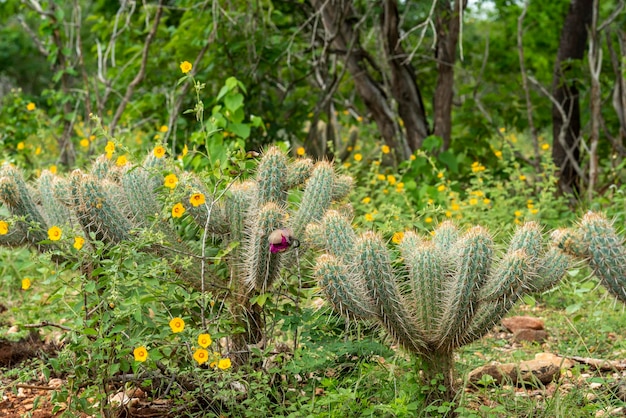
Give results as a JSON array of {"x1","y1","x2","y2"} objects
[
  {"x1": 553, "y1": 211, "x2": 626, "y2": 303},
  {"x1": 0, "y1": 146, "x2": 350, "y2": 363},
  {"x1": 311, "y1": 212, "x2": 571, "y2": 399}
]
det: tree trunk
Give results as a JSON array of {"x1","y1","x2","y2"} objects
[
  {"x1": 382, "y1": 0, "x2": 430, "y2": 152},
  {"x1": 551, "y1": 0, "x2": 594, "y2": 195},
  {"x1": 311, "y1": 0, "x2": 413, "y2": 160},
  {"x1": 420, "y1": 349, "x2": 457, "y2": 408},
  {"x1": 433, "y1": 0, "x2": 466, "y2": 151}
]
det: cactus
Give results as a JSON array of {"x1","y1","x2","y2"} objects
[
  {"x1": 554, "y1": 211, "x2": 626, "y2": 302},
  {"x1": 0, "y1": 146, "x2": 348, "y2": 366},
  {"x1": 313, "y1": 215, "x2": 571, "y2": 402}
]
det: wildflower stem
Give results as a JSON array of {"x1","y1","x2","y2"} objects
[{"x1": 200, "y1": 177, "x2": 238, "y2": 329}]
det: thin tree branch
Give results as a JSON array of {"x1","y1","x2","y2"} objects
[{"x1": 110, "y1": 0, "x2": 164, "y2": 134}]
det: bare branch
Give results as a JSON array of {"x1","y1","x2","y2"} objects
[
  {"x1": 110, "y1": 0, "x2": 165, "y2": 135},
  {"x1": 517, "y1": 1, "x2": 540, "y2": 171}
]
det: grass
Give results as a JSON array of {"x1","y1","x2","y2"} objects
[{"x1": 1, "y1": 246, "x2": 626, "y2": 417}]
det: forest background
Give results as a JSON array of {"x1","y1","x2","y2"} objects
[{"x1": 1, "y1": 0, "x2": 626, "y2": 417}]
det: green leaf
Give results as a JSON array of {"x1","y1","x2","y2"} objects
[
  {"x1": 216, "y1": 85, "x2": 230, "y2": 102},
  {"x1": 83, "y1": 328, "x2": 98, "y2": 336},
  {"x1": 438, "y1": 151, "x2": 458, "y2": 173},
  {"x1": 84, "y1": 281, "x2": 96, "y2": 293},
  {"x1": 225, "y1": 76, "x2": 238, "y2": 89},
  {"x1": 229, "y1": 123, "x2": 250, "y2": 139},
  {"x1": 224, "y1": 93, "x2": 244, "y2": 112}
]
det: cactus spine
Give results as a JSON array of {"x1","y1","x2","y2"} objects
[{"x1": 313, "y1": 214, "x2": 570, "y2": 401}]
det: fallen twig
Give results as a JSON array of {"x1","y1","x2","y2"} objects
[
  {"x1": 23, "y1": 321, "x2": 72, "y2": 332},
  {"x1": 566, "y1": 356, "x2": 626, "y2": 371}
]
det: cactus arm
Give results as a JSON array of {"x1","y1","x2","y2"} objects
[
  {"x1": 579, "y1": 212, "x2": 626, "y2": 302},
  {"x1": 438, "y1": 226, "x2": 493, "y2": 349},
  {"x1": 290, "y1": 161, "x2": 335, "y2": 241},
  {"x1": 356, "y1": 232, "x2": 427, "y2": 354},
  {"x1": 243, "y1": 202, "x2": 287, "y2": 291},
  {"x1": 314, "y1": 254, "x2": 375, "y2": 319},
  {"x1": 399, "y1": 235, "x2": 443, "y2": 341},
  {"x1": 0, "y1": 165, "x2": 49, "y2": 246},
  {"x1": 256, "y1": 146, "x2": 288, "y2": 205}
]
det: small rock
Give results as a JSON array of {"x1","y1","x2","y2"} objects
[
  {"x1": 109, "y1": 391, "x2": 130, "y2": 406},
  {"x1": 534, "y1": 352, "x2": 576, "y2": 369},
  {"x1": 48, "y1": 378, "x2": 63, "y2": 388},
  {"x1": 502, "y1": 316, "x2": 544, "y2": 333},
  {"x1": 7, "y1": 325, "x2": 19, "y2": 334},
  {"x1": 514, "y1": 329, "x2": 548, "y2": 343}
]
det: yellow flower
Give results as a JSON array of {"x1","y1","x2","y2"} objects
[
  {"x1": 471, "y1": 162, "x2": 486, "y2": 173},
  {"x1": 354, "y1": 153, "x2": 362, "y2": 162},
  {"x1": 437, "y1": 184, "x2": 446, "y2": 192},
  {"x1": 541, "y1": 143, "x2": 550, "y2": 151},
  {"x1": 164, "y1": 174, "x2": 178, "y2": 189},
  {"x1": 410, "y1": 154, "x2": 416, "y2": 161},
  {"x1": 169, "y1": 317, "x2": 185, "y2": 333},
  {"x1": 494, "y1": 150, "x2": 503, "y2": 158},
  {"x1": 377, "y1": 174, "x2": 386, "y2": 181},
  {"x1": 189, "y1": 193, "x2": 206, "y2": 207},
  {"x1": 48, "y1": 226, "x2": 62, "y2": 241},
  {"x1": 73, "y1": 236, "x2": 85, "y2": 250},
  {"x1": 35, "y1": 146, "x2": 42, "y2": 155},
  {"x1": 519, "y1": 175, "x2": 526, "y2": 181},
  {"x1": 425, "y1": 217, "x2": 433, "y2": 224},
  {"x1": 364, "y1": 213, "x2": 374, "y2": 222},
  {"x1": 445, "y1": 211, "x2": 452, "y2": 218},
  {"x1": 483, "y1": 198, "x2": 491, "y2": 205},
  {"x1": 296, "y1": 147, "x2": 305, "y2": 156},
  {"x1": 469, "y1": 198, "x2": 478, "y2": 206},
  {"x1": 437, "y1": 172, "x2": 444, "y2": 179},
  {"x1": 514, "y1": 210, "x2": 523, "y2": 217},
  {"x1": 361, "y1": 197, "x2": 371, "y2": 204},
  {"x1": 80, "y1": 139, "x2": 89, "y2": 148},
  {"x1": 105, "y1": 141, "x2": 115, "y2": 154},
  {"x1": 193, "y1": 348, "x2": 209, "y2": 365},
  {"x1": 159, "y1": 125, "x2": 169, "y2": 133},
  {"x1": 89, "y1": 135, "x2": 96, "y2": 142},
  {"x1": 181, "y1": 144, "x2": 189, "y2": 157},
  {"x1": 217, "y1": 358, "x2": 232, "y2": 370},
  {"x1": 27, "y1": 102, "x2": 36, "y2": 111},
  {"x1": 509, "y1": 134, "x2": 518, "y2": 143},
  {"x1": 381, "y1": 145, "x2": 390, "y2": 154},
  {"x1": 530, "y1": 208, "x2": 539, "y2": 215},
  {"x1": 342, "y1": 162, "x2": 351, "y2": 169},
  {"x1": 116, "y1": 155, "x2": 128, "y2": 167},
  {"x1": 451, "y1": 203, "x2": 460, "y2": 211},
  {"x1": 198, "y1": 333, "x2": 212, "y2": 348},
  {"x1": 21, "y1": 278, "x2": 31, "y2": 290},
  {"x1": 49, "y1": 165, "x2": 57, "y2": 174},
  {"x1": 342, "y1": 110, "x2": 349, "y2": 116},
  {"x1": 386, "y1": 175, "x2": 397, "y2": 185},
  {"x1": 17, "y1": 142, "x2": 25, "y2": 151},
  {"x1": 0, "y1": 220, "x2": 8, "y2": 235},
  {"x1": 133, "y1": 346, "x2": 148, "y2": 362},
  {"x1": 153, "y1": 145, "x2": 166, "y2": 158},
  {"x1": 356, "y1": 116, "x2": 363, "y2": 122},
  {"x1": 392, "y1": 232, "x2": 404, "y2": 244},
  {"x1": 180, "y1": 61, "x2": 192, "y2": 74},
  {"x1": 499, "y1": 127, "x2": 506, "y2": 134},
  {"x1": 172, "y1": 203, "x2": 186, "y2": 218}
]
